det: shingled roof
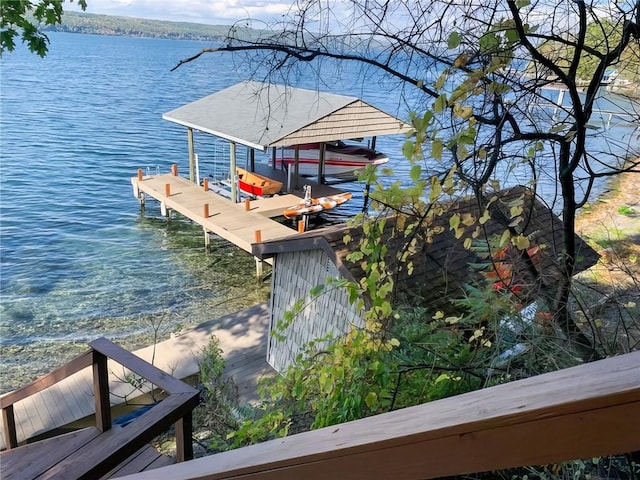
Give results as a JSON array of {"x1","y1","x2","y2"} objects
[
  {"x1": 253, "y1": 187, "x2": 599, "y2": 311},
  {"x1": 163, "y1": 81, "x2": 412, "y2": 151}
]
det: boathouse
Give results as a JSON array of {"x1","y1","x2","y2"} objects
[
  {"x1": 162, "y1": 80, "x2": 412, "y2": 199},
  {"x1": 252, "y1": 187, "x2": 599, "y2": 372}
]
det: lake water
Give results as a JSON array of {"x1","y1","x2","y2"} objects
[{"x1": 0, "y1": 32, "x2": 638, "y2": 393}]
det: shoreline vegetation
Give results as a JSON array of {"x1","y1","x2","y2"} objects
[{"x1": 44, "y1": 11, "x2": 264, "y2": 42}]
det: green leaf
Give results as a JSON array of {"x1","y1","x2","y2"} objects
[
  {"x1": 433, "y1": 94, "x2": 447, "y2": 114},
  {"x1": 511, "y1": 235, "x2": 531, "y2": 250},
  {"x1": 364, "y1": 391, "x2": 379, "y2": 409},
  {"x1": 310, "y1": 284, "x2": 325, "y2": 297},
  {"x1": 434, "y1": 70, "x2": 448, "y2": 91},
  {"x1": 431, "y1": 139, "x2": 443, "y2": 161},
  {"x1": 506, "y1": 29, "x2": 519, "y2": 43},
  {"x1": 402, "y1": 140, "x2": 415, "y2": 160},
  {"x1": 479, "y1": 33, "x2": 500, "y2": 53},
  {"x1": 499, "y1": 229, "x2": 511, "y2": 247},
  {"x1": 410, "y1": 164, "x2": 422, "y2": 183},
  {"x1": 447, "y1": 31, "x2": 462, "y2": 49}
]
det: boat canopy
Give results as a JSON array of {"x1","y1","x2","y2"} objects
[{"x1": 162, "y1": 81, "x2": 412, "y2": 152}]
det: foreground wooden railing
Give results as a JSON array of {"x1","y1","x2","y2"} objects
[
  {"x1": 120, "y1": 351, "x2": 640, "y2": 480},
  {"x1": 0, "y1": 338, "x2": 199, "y2": 477}
]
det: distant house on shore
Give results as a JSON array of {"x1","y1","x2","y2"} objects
[{"x1": 252, "y1": 186, "x2": 599, "y2": 372}]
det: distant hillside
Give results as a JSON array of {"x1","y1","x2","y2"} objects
[{"x1": 42, "y1": 11, "x2": 264, "y2": 42}]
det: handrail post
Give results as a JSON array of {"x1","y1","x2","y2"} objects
[
  {"x1": 92, "y1": 349, "x2": 111, "y2": 432},
  {"x1": 175, "y1": 412, "x2": 193, "y2": 462},
  {"x1": 2, "y1": 404, "x2": 18, "y2": 449}
]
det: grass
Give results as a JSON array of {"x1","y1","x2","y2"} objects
[{"x1": 617, "y1": 204, "x2": 637, "y2": 216}]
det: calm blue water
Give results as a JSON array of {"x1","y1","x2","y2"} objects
[{"x1": 0, "y1": 32, "x2": 638, "y2": 392}]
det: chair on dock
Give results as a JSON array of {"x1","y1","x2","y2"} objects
[{"x1": 0, "y1": 338, "x2": 199, "y2": 479}]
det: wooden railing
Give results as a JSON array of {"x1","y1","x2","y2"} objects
[
  {"x1": 0, "y1": 338, "x2": 199, "y2": 477},
  {"x1": 120, "y1": 351, "x2": 640, "y2": 480}
]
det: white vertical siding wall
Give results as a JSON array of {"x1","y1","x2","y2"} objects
[{"x1": 268, "y1": 249, "x2": 363, "y2": 372}]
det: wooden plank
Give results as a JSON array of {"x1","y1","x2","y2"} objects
[
  {"x1": 62, "y1": 371, "x2": 94, "y2": 419},
  {"x1": 2, "y1": 404, "x2": 18, "y2": 449},
  {"x1": 175, "y1": 413, "x2": 193, "y2": 462},
  {"x1": 142, "y1": 453, "x2": 176, "y2": 471},
  {"x1": 89, "y1": 338, "x2": 197, "y2": 395},
  {"x1": 0, "y1": 427, "x2": 101, "y2": 480},
  {"x1": 115, "y1": 352, "x2": 640, "y2": 480},
  {"x1": 0, "y1": 351, "x2": 92, "y2": 408},
  {"x1": 101, "y1": 445, "x2": 166, "y2": 479},
  {"x1": 36, "y1": 386, "x2": 67, "y2": 430},
  {"x1": 17, "y1": 396, "x2": 46, "y2": 440},
  {"x1": 94, "y1": 350, "x2": 112, "y2": 431}
]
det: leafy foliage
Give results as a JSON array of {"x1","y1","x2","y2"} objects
[{"x1": 0, "y1": 0, "x2": 87, "y2": 57}]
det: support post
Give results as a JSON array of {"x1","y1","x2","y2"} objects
[
  {"x1": 137, "y1": 168, "x2": 143, "y2": 181},
  {"x1": 2, "y1": 405, "x2": 18, "y2": 449},
  {"x1": 254, "y1": 230, "x2": 262, "y2": 243},
  {"x1": 371, "y1": 136, "x2": 377, "y2": 151},
  {"x1": 250, "y1": 148, "x2": 255, "y2": 171},
  {"x1": 245, "y1": 198, "x2": 251, "y2": 211},
  {"x1": 171, "y1": 164, "x2": 178, "y2": 176},
  {"x1": 298, "y1": 220, "x2": 305, "y2": 233},
  {"x1": 317, "y1": 143, "x2": 326, "y2": 184},
  {"x1": 204, "y1": 228, "x2": 210, "y2": 249},
  {"x1": 255, "y1": 257, "x2": 264, "y2": 278},
  {"x1": 271, "y1": 147, "x2": 277, "y2": 169},
  {"x1": 203, "y1": 178, "x2": 209, "y2": 191},
  {"x1": 230, "y1": 142, "x2": 238, "y2": 203},
  {"x1": 175, "y1": 414, "x2": 193, "y2": 462},
  {"x1": 93, "y1": 350, "x2": 111, "y2": 432},
  {"x1": 294, "y1": 145, "x2": 300, "y2": 190},
  {"x1": 165, "y1": 183, "x2": 171, "y2": 197},
  {"x1": 203, "y1": 203, "x2": 209, "y2": 218},
  {"x1": 187, "y1": 128, "x2": 195, "y2": 183}
]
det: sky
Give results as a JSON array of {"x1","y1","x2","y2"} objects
[{"x1": 64, "y1": 0, "x2": 298, "y2": 26}]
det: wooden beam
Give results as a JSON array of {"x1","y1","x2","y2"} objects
[
  {"x1": 317, "y1": 142, "x2": 326, "y2": 184},
  {"x1": 2, "y1": 404, "x2": 18, "y2": 449},
  {"x1": 93, "y1": 350, "x2": 111, "y2": 432},
  {"x1": 294, "y1": 145, "x2": 300, "y2": 190},
  {"x1": 119, "y1": 352, "x2": 640, "y2": 480},
  {"x1": 88, "y1": 338, "x2": 197, "y2": 395},
  {"x1": 187, "y1": 128, "x2": 195, "y2": 183},
  {"x1": 230, "y1": 142, "x2": 238, "y2": 203},
  {"x1": 175, "y1": 413, "x2": 194, "y2": 462}
]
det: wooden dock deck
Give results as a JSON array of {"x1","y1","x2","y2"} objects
[
  {"x1": 0, "y1": 304, "x2": 272, "y2": 450},
  {"x1": 131, "y1": 165, "x2": 349, "y2": 255},
  {"x1": 132, "y1": 173, "x2": 297, "y2": 253}
]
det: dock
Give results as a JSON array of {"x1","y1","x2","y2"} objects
[
  {"x1": 132, "y1": 172, "x2": 296, "y2": 254},
  {"x1": 0, "y1": 304, "x2": 272, "y2": 450},
  {"x1": 131, "y1": 166, "x2": 347, "y2": 257}
]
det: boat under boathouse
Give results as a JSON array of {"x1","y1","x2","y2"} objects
[{"x1": 131, "y1": 81, "x2": 411, "y2": 269}]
